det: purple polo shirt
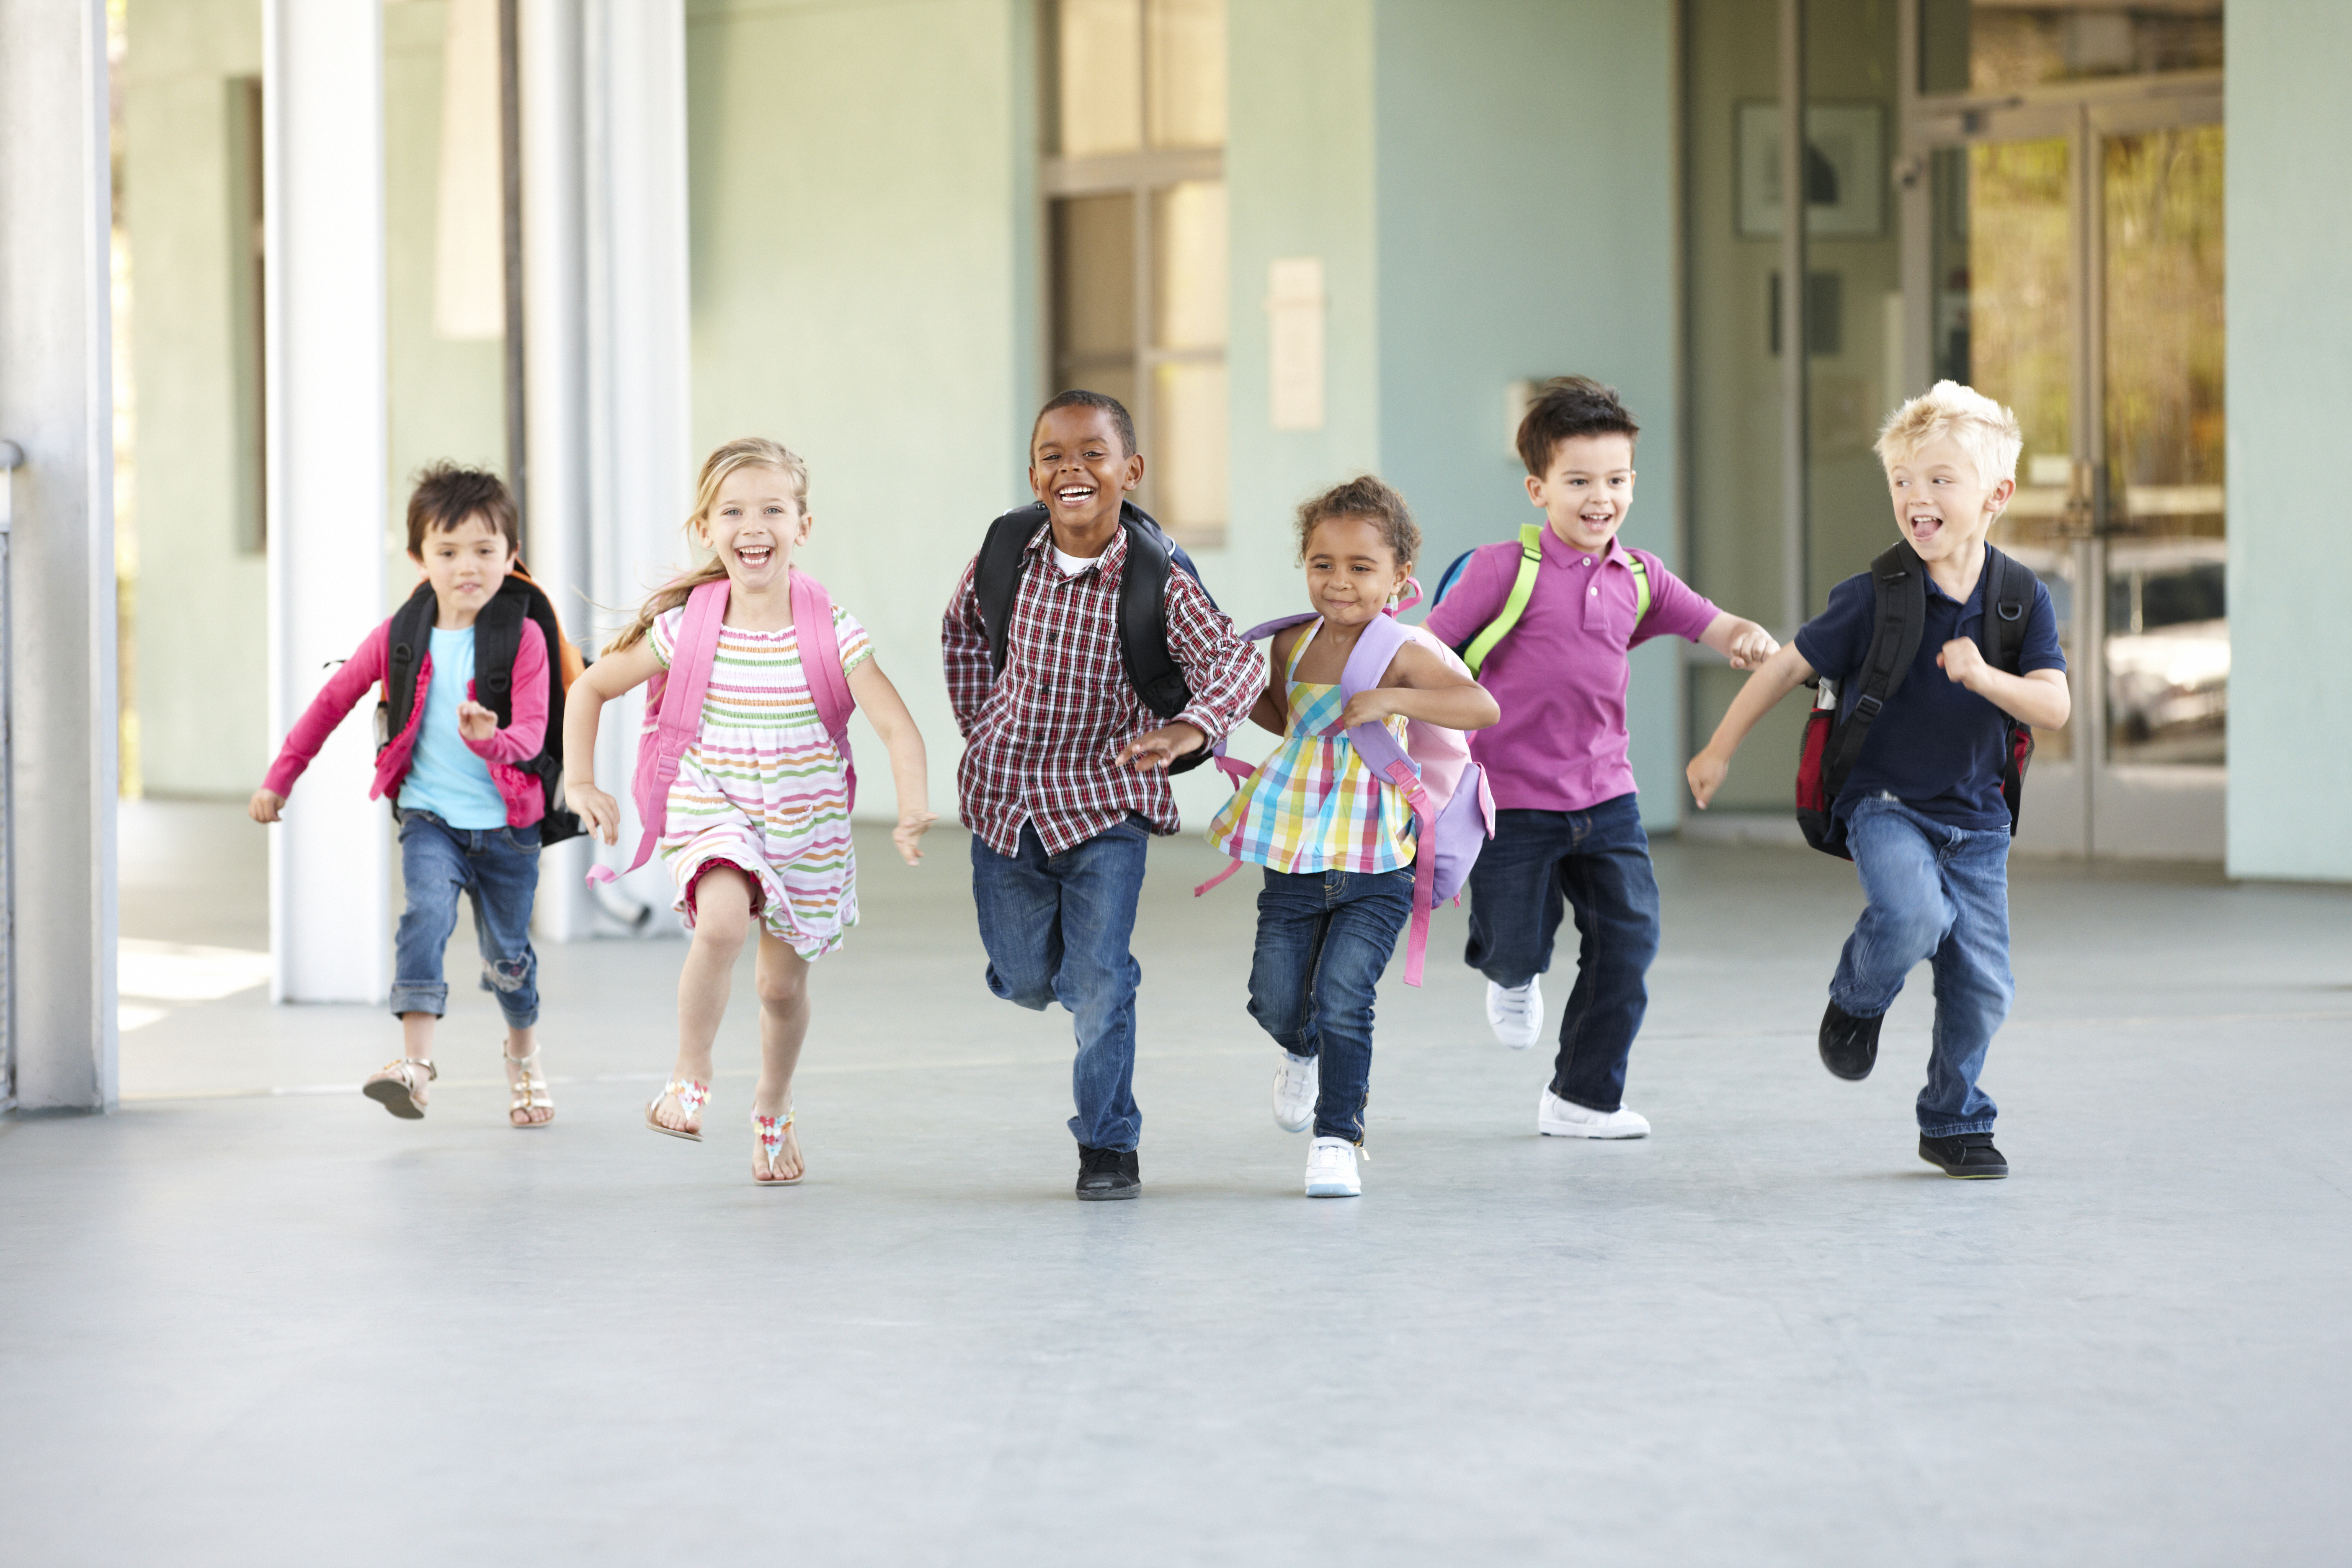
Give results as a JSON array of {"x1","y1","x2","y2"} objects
[{"x1": 1421, "y1": 530, "x2": 1719, "y2": 812}]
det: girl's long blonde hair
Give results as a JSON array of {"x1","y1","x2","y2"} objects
[{"x1": 606, "y1": 437, "x2": 811, "y2": 654}]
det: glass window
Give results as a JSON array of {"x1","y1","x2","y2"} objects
[
  {"x1": 1919, "y1": 2, "x2": 2222, "y2": 96},
  {"x1": 1046, "y1": 1, "x2": 1227, "y2": 546}
]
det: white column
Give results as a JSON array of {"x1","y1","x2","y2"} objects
[
  {"x1": 521, "y1": 0, "x2": 595, "y2": 938},
  {"x1": 583, "y1": 0, "x2": 694, "y2": 920},
  {"x1": 0, "y1": 0, "x2": 117, "y2": 1110},
  {"x1": 264, "y1": 0, "x2": 391, "y2": 1003}
]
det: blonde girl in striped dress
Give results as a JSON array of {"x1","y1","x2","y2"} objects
[
  {"x1": 1207, "y1": 476, "x2": 1498, "y2": 1198},
  {"x1": 564, "y1": 439, "x2": 936, "y2": 1184}
]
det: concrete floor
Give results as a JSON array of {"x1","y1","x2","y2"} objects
[{"x1": 5, "y1": 802, "x2": 2351, "y2": 1566}]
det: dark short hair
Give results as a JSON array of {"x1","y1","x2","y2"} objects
[
  {"x1": 1516, "y1": 376, "x2": 1640, "y2": 477},
  {"x1": 1033, "y1": 389, "x2": 1138, "y2": 459},
  {"x1": 405, "y1": 463, "x2": 520, "y2": 557},
  {"x1": 1295, "y1": 474, "x2": 1420, "y2": 571}
]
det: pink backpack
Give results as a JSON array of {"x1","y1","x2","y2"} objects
[
  {"x1": 587, "y1": 570, "x2": 856, "y2": 887},
  {"x1": 1199, "y1": 602, "x2": 1496, "y2": 986}
]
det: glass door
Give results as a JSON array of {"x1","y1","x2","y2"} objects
[{"x1": 1903, "y1": 4, "x2": 2223, "y2": 857}]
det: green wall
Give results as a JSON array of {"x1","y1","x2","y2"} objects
[
  {"x1": 685, "y1": 0, "x2": 1029, "y2": 823},
  {"x1": 2225, "y1": 1, "x2": 2352, "y2": 879}
]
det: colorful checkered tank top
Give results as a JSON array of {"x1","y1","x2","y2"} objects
[{"x1": 1205, "y1": 620, "x2": 1418, "y2": 875}]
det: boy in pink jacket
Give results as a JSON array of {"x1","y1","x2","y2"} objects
[{"x1": 251, "y1": 464, "x2": 558, "y2": 1127}]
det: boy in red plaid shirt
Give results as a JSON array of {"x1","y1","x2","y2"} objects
[{"x1": 942, "y1": 392, "x2": 1263, "y2": 1199}]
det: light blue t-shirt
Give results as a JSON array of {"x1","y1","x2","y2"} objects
[{"x1": 396, "y1": 625, "x2": 509, "y2": 829}]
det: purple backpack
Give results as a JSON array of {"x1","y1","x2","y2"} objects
[
  {"x1": 588, "y1": 570, "x2": 856, "y2": 887},
  {"x1": 1199, "y1": 605, "x2": 1495, "y2": 986}
]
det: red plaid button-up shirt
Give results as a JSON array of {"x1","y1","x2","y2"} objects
[{"x1": 943, "y1": 521, "x2": 1263, "y2": 857}]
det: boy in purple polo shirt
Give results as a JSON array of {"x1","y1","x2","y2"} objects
[{"x1": 1423, "y1": 378, "x2": 1777, "y2": 1138}]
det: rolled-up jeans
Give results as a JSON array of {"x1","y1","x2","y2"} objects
[
  {"x1": 969, "y1": 816, "x2": 1151, "y2": 1152},
  {"x1": 390, "y1": 810, "x2": 541, "y2": 1029},
  {"x1": 1830, "y1": 794, "x2": 2013, "y2": 1137},
  {"x1": 1245, "y1": 865, "x2": 1413, "y2": 1143}
]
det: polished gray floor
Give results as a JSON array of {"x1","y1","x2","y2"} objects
[{"x1": 6, "y1": 803, "x2": 2350, "y2": 1566}]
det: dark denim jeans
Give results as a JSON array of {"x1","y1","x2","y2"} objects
[
  {"x1": 391, "y1": 810, "x2": 541, "y2": 1028},
  {"x1": 970, "y1": 816, "x2": 1151, "y2": 1152},
  {"x1": 1831, "y1": 795, "x2": 2014, "y2": 1137},
  {"x1": 1463, "y1": 793, "x2": 1660, "y2": 1114},
  {"x1": 1246, "y1": 865, "x2": 1414, "y2": 1143}
]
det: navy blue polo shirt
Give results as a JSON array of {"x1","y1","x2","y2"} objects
[{"x1": 1793, "y1": 546, "x2": 2066, "y2": 831}]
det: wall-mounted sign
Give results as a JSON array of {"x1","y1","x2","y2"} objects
[{"x1": 1268, "y1": 257, "x2": 1325, "y2": 431}]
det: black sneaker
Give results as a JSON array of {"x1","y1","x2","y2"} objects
[
  {"x1": 1818, "y1": 1001, "x2": 1884, "y2": 1081},
  {"x1": 1075, "y1": 1145, "x2": 1140, "y2": 1201},
  {"x1": 1918, "y1": 1132, "x2": 2008, "y2": 1179}
]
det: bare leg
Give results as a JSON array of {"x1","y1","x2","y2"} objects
[
  {"x1": 398, "y1": 1011, "x2": 438, "y2": 1107},
  {"x1": 750, "y1": 933, "x2": 811, "y2": 1182},
  {"x1": 655, "y1": 867, "x2": 752, "y2": 1134}
]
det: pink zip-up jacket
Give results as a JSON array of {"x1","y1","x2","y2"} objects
[{"x1": 263, "y1": 615, "x2": 551, "y2": 826}]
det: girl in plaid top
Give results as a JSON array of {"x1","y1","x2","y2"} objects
[
  {"x1": 565, "y1": 439, "x2": 936, "y2": 1185},
  {"x1": 1215, "y1": 477, "x2": 1497, "y2": 1199}
]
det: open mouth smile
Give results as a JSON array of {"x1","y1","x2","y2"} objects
[{"x1": 735, "y1": 544, "x2": 775, "y2": 568}]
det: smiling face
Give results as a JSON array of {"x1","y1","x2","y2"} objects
[
  {"x1": 410, "y1": 512, "x2": 518, "y2": 628},
  {"x1": 1303, "y1": 515, "x2": 1411, "y2": 628},
  {"x1": 1029, "y1": 405, "x2": 1142, "y2": 537},
  {"x1": 1526, "y1": 433, "x2": 1637, "y2": 552},
  {"x1": 700, "y1": 464, "x2": 811, "y2": 591},
  {"x1": 1883, "y1": 433, "x2": 2014, "y2": 567}
]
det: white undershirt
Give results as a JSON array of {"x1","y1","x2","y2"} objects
[{"x1": 1052, "y1": 546, "x2": 1099, "y2": 578}]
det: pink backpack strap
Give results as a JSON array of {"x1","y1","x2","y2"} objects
[
  {"x1": 790, "y1": 570, "x2": 859, "y2": 810},
  {"x1": 588, "y1": 578, "x2": 729, "y2": 887}
]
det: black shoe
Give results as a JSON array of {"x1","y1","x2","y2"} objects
[
  {"x1": 1818, "y1": 1001, "x2": 1883, "y2": 1081},
  {"x1": 1918, "y1": 1132, "x2": 2008, "y2": 1179},
  {"x1": 1075, "y1": 1145, "x2": 1140, "y2": 1201}
]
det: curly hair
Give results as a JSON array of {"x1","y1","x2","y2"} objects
[{"x1": 1295, "y1": 475, "x2": 1420, "y2": 571}]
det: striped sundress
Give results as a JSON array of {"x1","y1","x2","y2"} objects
[
  {"x1": 1206, "y1": 621, "x2": 1418, "y2": 874},
  {"x1": 646, "y1": 601, "x2": 872, "y2": 958}
]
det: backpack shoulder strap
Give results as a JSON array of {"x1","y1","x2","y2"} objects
[
  {"x1": 1626, "y1": 552, "x2": 1653, "y2": 624},
  {"x1": 1117, "y1": 509, "x2": 1191, "y2": 719},
  {"x1": 1461, "y1": 524, "x2": 1545, "y2": 676},
  {"x1": 590, "y1": 579, "x2": 728, "y2": 887},
  {"x1": 382, "y1": 582, "x2": 439, "y2": 743},
  {"x1": 1336, "y1": 616, "x2": 1416, "y2": 777},
  {"x1": 789, "y1": 570, "x2": 855, "y2": 743},
  {"x1": 975, "y1": 505, "x2": 1046, "y2": 678},
  {"x1": 1977, "y1": 545, "x2": 2035, "y2": 676},
  {"x1": 472, "y1": 582, "x2": 527, "y2": 727},
  {"x1": 1822, "y1": 542, "x2": 1928, "y2": 799}
]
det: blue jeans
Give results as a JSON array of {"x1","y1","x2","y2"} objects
[
  {"x1": 391, "y1": 811, "x2": 542, "y2": 1028},
  {"x1": 969, "y1": 817, "x2": 1151, "y2": 1151},
  {"x1": 1463, "y1": 794, "x2": 1660, "y2": 1113},
  {"x1": 1831, "y1": 796, "x2": 2013, "y2": 1137},
  {"x1": 1246, "y1": 866, "x2": 1414, "y2": 1143}
]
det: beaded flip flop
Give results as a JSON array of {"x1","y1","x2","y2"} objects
[
  {"x1": 361, "y1": 1057, "x2": 434, "y2": 1120},
  {"x1": 645, "y1": 1077, "x2": 711, "y2": 1142},
  {"x1": 504, "y1": 1047, "x2": 554, "y2": 1127},
  {"x1": 752, "y1": 1109, "x2": 803, "y2": 1186}
]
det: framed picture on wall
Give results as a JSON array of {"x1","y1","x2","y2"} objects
[{"x1": 1737, "y1": 101, "x2": 1885, "y2": 238}]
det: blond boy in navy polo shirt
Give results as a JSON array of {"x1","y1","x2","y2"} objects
[
  {"x1": 1688, "y1": 382, "x2": 2070, "y2": 1179},
  {"x1": 1424, "y1": 378, "x2": 1777, "y2": 1139}
]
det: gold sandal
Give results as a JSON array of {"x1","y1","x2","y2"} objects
[
  {"x1": 504, "y1": 1048, "x2": 554, "y2": 1127},
  {"x1": 362, "y1": 1057, "x2": 435, "y2": 1120},
  {"x1": 752, "y1": 1108, "x2": 803, "y2": 1186},
  {"x1": 645, "y1": 1078, "x2": 710, "y2": 1142}
]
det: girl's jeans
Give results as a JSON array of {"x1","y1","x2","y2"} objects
[
  {"x1": 390, "y1": 811, "x2": 542, "y2": 1029},
  {"x1": 1246, "y1": 866, "x2": 1414, "y2": 1144},
  {"x1": 1831, "y1": 795, "x2": 2013, "y2": 1137}
]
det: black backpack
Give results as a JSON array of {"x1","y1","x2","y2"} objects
[
  {"x1": 378, "y1": 574, "x2": 587, "y2": 845},
  {"x1": 973, "y1": 499, "x2": 1217, "y2": 776},
  {"x1": 1794, "y1": 542, "x2": 2038, "y2": 859}
]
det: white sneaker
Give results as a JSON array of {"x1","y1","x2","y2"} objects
[
  {"x1": 1486, "y1": 977, "x2": 1542, "y2": 1050},
  {"x1": 1304, "y1": 1136, "x2": 1362, "y2": 1197},
  {"x1": 1537, "y1": 1088, "x2": 1650, "y2": 1139},
  {"x1": 1271, "y1": 1051, "x2": 1318, "y2": 1134}
]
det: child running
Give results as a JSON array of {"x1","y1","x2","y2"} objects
[
  {"x1": 943, "y1": 390, "x2": 1263, "y2": 1200},
  {"x1": 1688, "y1": 382, "x2": 2068, "y2": 1178},
  {"x1": 1207, "y1": 477, "x2": 1498, "y2": 1197},
  {"x1": 251, "y1": 464, "x2": 565, "y2": 1127},
  {"x1": 563, "y1": 438, "x2": 934, "y2": 1185},
  {"x1": 1421, "y1": 377, "x2": 1779, "y2": 1138}
]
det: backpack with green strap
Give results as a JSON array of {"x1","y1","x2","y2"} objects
[{"x1": 1427, "y1": 523, "x2": 1651, "y2": 674}]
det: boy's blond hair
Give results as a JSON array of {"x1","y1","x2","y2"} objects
[{"x1": 1874, "y1": 380, "x2": 2023, "y2": 490}]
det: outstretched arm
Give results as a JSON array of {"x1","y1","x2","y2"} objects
[
  {"x1": 1336, "y1": 640, "x2": 1501, "y2": 732},
  {"x1": 844, "y1": 656, "x2": 937, "y2": 864},
  {"x1": 1686, "y1": 641, "x2": 1817, "y2": 809},
  {"x1": 1697, "y1": 611, "x2": 1782, "y2": 672},
  {"x1": 562, "y1": 637, "x2": 664, "y2": 847}
]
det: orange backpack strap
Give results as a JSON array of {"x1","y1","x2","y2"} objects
[{"x1": 510, "y1": 561, "x2": 588, "y2": 690}]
